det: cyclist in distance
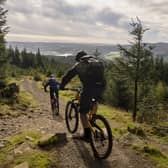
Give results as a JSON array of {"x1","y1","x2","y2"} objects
[
  {"x1": 44, "y1": 74, "x2": 60, "y2": 112},
  {"x1": 60, "y1": 51, "x2": 106, "y2": 142}
]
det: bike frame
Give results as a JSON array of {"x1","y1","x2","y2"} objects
[{"x1": 68, "y1": 88, "x2": 98, "y2": 133}]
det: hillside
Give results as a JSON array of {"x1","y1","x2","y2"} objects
[{"x1": 7, "y1": 42, "x2": 168, "y2": 61}]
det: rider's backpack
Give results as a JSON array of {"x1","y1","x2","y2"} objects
[{"x1": 79, "y1": 56, "x2": 106, "y2": 88}]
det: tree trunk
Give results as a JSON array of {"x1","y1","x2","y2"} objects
[{"x1": 133, "y1": 79, "x2": 138, "y2": 121}]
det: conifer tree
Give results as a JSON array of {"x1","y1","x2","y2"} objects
[
  {"x1": 0, "y1": 0, "x2": 8, "y2": 79},
  {"x1": 115, "y1": 18, "x2": 154, "y2": 121},
  {"x1": 13, "y1": 47, "x2": 21, "y2": 66}
]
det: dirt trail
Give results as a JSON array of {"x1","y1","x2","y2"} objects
[{"x1": 0, "y1": 79, "x2": 156, "y2": 168}]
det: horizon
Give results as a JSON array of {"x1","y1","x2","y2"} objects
[{"x1": 7, "y1": 40, "x2": 168, "y2": 46}]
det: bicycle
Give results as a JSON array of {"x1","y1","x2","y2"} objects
[
  {"x1": 45, "y1": 89, "x2": 59, "y2": 118},
  {"x1": 64, "y1": 88, "x2": 113, "y2": 159},
  {"x1": 51, "y1": 92, "x2": 59, "y2": 118}
]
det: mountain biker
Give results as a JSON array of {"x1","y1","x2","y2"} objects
[
  {"x1": 60, "y1": 51, "x2": 106, "y2": 142},
  {"x1": 44, "y1": 74, "x2": 60, "y2": 113}
]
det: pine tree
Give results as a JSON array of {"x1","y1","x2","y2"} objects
[
  {"x1": 12, "y1": 47, "x2": 21, "y2": 66},
  {"x1": 36, "y1": 48, "x2": 42, "y2": 66},
  {"x1": 114, "y1": 18, "x2": 154, "y2": 121},
  {"x1": 21, "y1": 48, "x2": 28, "y2": 68},
  {"x1": 0, "y1": 0, "x2": 9, "y2": 79},
  {"x1": 93, "y1": 48, "x2": 101, "y2": 57}
]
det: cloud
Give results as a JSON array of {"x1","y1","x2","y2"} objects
[
  {"x1": 4, "y1": 0, "x2": 168, "y2": 43},
  {"x1": 5, "y1": 0, "x2": 129, "y2": 44},
  {"x1": 96, "y1": 7, "x2": 124, "y2": 27}
]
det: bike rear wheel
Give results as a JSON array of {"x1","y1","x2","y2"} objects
[
  {"x1": 52, "y1": 99, "x2": 59, "y2": 117},
  {"x1": 90, "y1": 114, "x2": 113, "y2": 159},
  {"x1": 65, "y1": 101, "x2": 79, "y2": 133}
]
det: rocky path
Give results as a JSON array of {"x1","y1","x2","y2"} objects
[{"x1": 0, "y1": 79, "x2": 156, "y2": 168}]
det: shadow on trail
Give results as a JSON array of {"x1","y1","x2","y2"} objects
[
  {"x1": 52, "y1": 115, "x2": 64, "y2": 122},
  {"x1": 72, "y1": 138, "x2": 112, "y2": 168}
]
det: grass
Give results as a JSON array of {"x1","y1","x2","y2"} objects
[
  {"x1": 14, "y1": 152, "x2": 52, "y2": 168},
  {"x1": 133, "y1": 145, "x2": 168, "y2": 168},
  {"x1": 59, "y1": 90, "x2": 75, "y2": 100},
  {"x1": 9, "y1": 131, "x2": 56, "y2": 168},
  {"x1": 0, "y1": 141, "x2": 14, "y2": 165},
  {"x1": 112, "y1": 127, "x2": 128, "y2": 139},
  {"x1": 0, "y1": 77, "x2": 36, "y2": 116},
  {"x1": 8, "y1": 131, "x2": 42, "y2": 147},
  {"x1": 36, "y1": 81, "x2": 44, "y2": 90},
  {"x1": 0, "y1": 131, "x2": 44, "y2": 167},
  {"x1": 5, "y1": 77, "x2": 20, "y2": 85},
  {"x1": 0, "y1": 103, "x2": 10, "y2": 115},
  {"x1": 0, "y1": 109, "x2": 20, "y2": 117},
  {"x1": 17, "y1": 89, "x2": 36, "y2": 109},
  {"x1": 160, "y1": 136, "x2": 168, "y2": 145}
]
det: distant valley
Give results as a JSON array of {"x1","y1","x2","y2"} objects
[{"x1": 7, "y1": 41, "x2": 168, "y2": 61}]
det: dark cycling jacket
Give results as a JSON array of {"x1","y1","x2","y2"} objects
[
  {"x1": 44, "y1": 78, "x2": 60, "y2": 92},
  {"x1": 60, "y1": 55, "x2": 106, "y2": 89}
]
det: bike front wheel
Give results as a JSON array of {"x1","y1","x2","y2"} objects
[
  {"x1": 90, "y1": 114, "x2": 113, "y2": 159},
  {"x1": 65, "y1": 101, "x2": 79, "y2": 133}
]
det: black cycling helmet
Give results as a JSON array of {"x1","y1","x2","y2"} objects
[
  {"x1": 50, "y1": 74, "x2": 55, "y2": 78},
  {"x1": 75, "y1": 51, "x2": 87, "y2": 61}
]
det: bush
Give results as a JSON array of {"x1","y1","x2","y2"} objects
[
  {"x1": 138, "y1": 88, "x2": 159, "y2": 124},
  {"x1": 34, "y1": 73, "x2": 42, "y2": 81},
  {"x1": 155, "y1": 81, "x2": 167, "y2": 103},
  {"x1": 0, "y1": 83, "x2": 19, "y2": 104},
  {"x1": 104, "y1": 78, "x2": 132, "y2": 111}
]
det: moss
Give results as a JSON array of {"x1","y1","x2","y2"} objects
[
  {"x1": 14, "y1": 152, "x2": 52, "y2": 168},
  {"x1": 0, "y1": 132, "x2": 41, "y2": 165},
  {"x1": 9, "y1": 131, "x2": 41, "y2": 146},
  {"x1": 37, "y1": 135, "x2": 58, "y2": 148}
]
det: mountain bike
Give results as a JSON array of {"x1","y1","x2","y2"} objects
[
  {"x1": 64, "y1": 88, "x2": 113, "y2": 159},
  {"x1": 51, "y1": 92, "x2": 59, "y2": 118}
]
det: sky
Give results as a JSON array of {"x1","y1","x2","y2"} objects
[{"x1": 3, "y1": 0, "x2": 168, "y2": 44}]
